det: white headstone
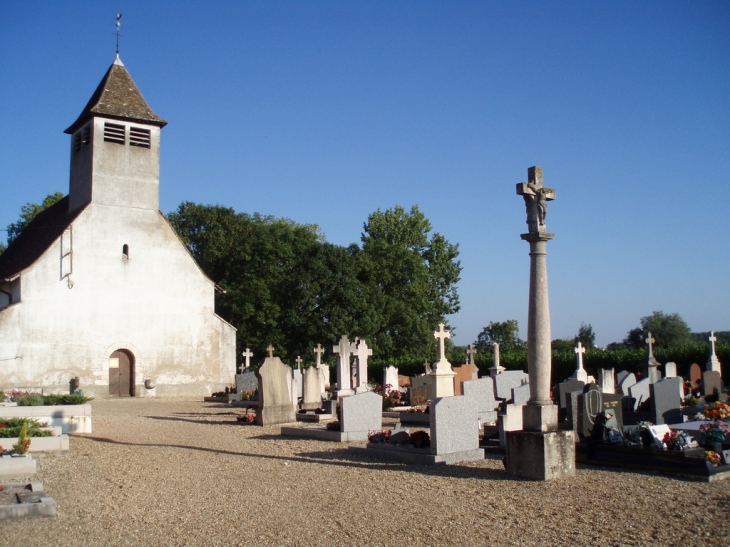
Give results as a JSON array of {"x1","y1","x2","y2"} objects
[
  {"x1": 707, "y1": 331, "x2": 722, "y2": 374},
  {"x1": 628, "y1": 378, "x2": 650, "y2": 411},
  {"x1": 428, "y1": 323, "x2": 456, "y2": 398},
  {"x1": 598, "y1": 368, "x2": 615, "y2": 394},
  {"x1": 333, "y1": 335, "x2": 355, "y2": 396},
  {"x1": 383, "y1": 365, "x2": 399, "y2": 393},
  {"x1": 301, "y1": 367, "x2": 322, "y2": 410},
  {"x1": 570, "y1": 342, "x2": 588, "y2": 383},
  {"x1": 664, "y1": 362, "x2": 677, "y2": 378},
  {"x1": 619, "y1": 373, "x2": 637, "y2": 397},
  {"x1": 353, "y1": 339, "x2": 373, "y2": 393}
]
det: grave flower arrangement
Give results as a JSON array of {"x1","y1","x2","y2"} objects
[
  {"x1": 699, "y1": 420, "x2": 730, "y2": 445},
  {"x1": 373, "y1": 384, "x2": 406, "y2": 410},
  {"x1": 367, "y1": 430, "x2": 390, "y2": 443},
  {"x1": 706, "y1": 451, "x2": 723, "y2": 467},
  {"x1": 661, "y1": 430, "x2": 696, "y2": 450},
  {"x1": 239, "y1": 389, "x2": 257, "y2": 401},
  {"x1": 703, "y1": 402, "x2": 730, "y2": 420}
]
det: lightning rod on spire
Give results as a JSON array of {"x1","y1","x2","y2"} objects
[{"x1": 114, "y1": 13, "x2": 123, "y2": 54}]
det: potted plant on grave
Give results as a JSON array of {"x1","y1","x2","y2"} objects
[
  {"x1": 11, "y1": 422, "x2": 30, "y2": 455},
  {"x1": 699, "y1": 420, "x2": 730, "y2": 453}
]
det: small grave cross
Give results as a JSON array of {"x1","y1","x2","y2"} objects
[
  {"x1": 242, "y1": 348, "x2": 253, "y2": 371},
  {"x1": 433, "y1": 323, "x2": 451, "y2": 362},
  {"x1": 646, "y1": 332, "x2": 656, "y2": 358},
  {"x1": 466, "y1": 344, "x2": 477, "y2": 365},
  {"x1": 295, "y1": 356, "x2": 303, "y2": 369},
  {"x1": 266, "y1": 344, "x2": 275, "y2": 358},
  {"x1": 516, "y1": 166, "x2": 556, "y2": 233},
  {"x1": 313, "y1": 343, "x2": 324, "y2": 366}
]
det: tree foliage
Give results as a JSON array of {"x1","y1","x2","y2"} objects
[
  {"x1": 474, "y1": 319, "x2": 524, "y2": 352},
  {"x1": 357, "y1": 205, "x2": 461, "y2": 362},
  {"x1": 6, "y1": 192, "x2": 64, "y2": 244},
  {"x1": 622, "y1": 311, "x2": 691, "y2": 349},
  {"x1": 168, "y1": 201, "x2": 461, "y2": 367}
]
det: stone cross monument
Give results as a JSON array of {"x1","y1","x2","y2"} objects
[
  {"x1": 515, "y1": 167, "x2": 557, "y2": 429},
  {"x1": 295, "y1": 356, "x2": 303, "y2": 370},
  {"x1": 506, "y1": 166, "x2": 575, "y2": 481},
  {"x1": 489, "y1": 342, "x2": 505, "y2": 378},
  {"x1": 642, "y1": 332, "x2": 661, "y2": 383},
  {"x1": 707, "y1": 331, "x2": 722, "y2": 373},
  {"x1": 353, "y1": 339, "x2": 373, "y2": 393},
  {"x1": 466, "y1": 345, "x2": 477, "y2": 365},
  {"x1": 428, "y1": 323, "x2": 456, "y2": 399},
  {"x1": 333, "y1": 335, "x2": 355, "y2": 397},
  {"x1": 571, "y1": 342, "x2": 588, "y2": 382},
  {"x1": 313, "y1": 343, "x2": 329, "y2": 396},
  {"x1": 242, "y1": 348, "x2": 253, "y2": 372}
]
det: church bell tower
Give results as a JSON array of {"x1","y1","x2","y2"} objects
[{"x1": 64, "y1": 55, "x2": 167, "y2": 212}]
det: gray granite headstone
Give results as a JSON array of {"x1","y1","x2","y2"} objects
[
  {"x1": 565, "y1": 390, "x2": 582, "y2": 433},
  {"x1": 462, "y1": 377, "x2": 498, "y2": 424},
  {"x1": 619, "y1": 373, "x2": 637, "y2": 397},
  {"x1": 628, "y1": 378, "x2": 650, "y2": 411},
  {"x1": 702, "y1": 371, "x2": 723, "y2": 398},
  {"x1": 511, "y1": 383, "x2": 531, "y2": 405},
  {"x1": 578, "y1": 384, "x2": 603, "y2": 439},
  {"x1": 558, "y1": 379, "x2": 585, "y2": 409},
  {"x1": 255, "y1": 357, "x2": 296, "y2": 425},
  {"x1": 650, "y1": 377, "x2": 683, "y2": 425},
  {"x1": 494, "y1": 370, "x2": 529, "y2": 400},
  {"x1": 236, "y1": 371, "x2": 258, "y2": 394},
  {"x1": 616, "y1": 370, "x2": 629, "y2": 386},
  {"x1": 430, "y1": 395, "x2": 480, "y2": 456},
  {"x1": 341, "y1": 392, "x2": 382, "y2": 433}
]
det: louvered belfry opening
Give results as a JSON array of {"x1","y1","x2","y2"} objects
[
  {"x1": 103, "y1": 122, "x2": 125, "y2": 144},
  {"x1": 129, "y1": 126, "x2": 151, "y2": 148}
]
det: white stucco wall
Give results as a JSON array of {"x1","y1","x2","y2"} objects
[{"x1": 0, "y1": 203, "x2": 236, "y2": 397}]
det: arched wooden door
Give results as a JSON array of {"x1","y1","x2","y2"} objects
[{"x1": 109, "y1": 350, "x2": 135, "y2": 397}]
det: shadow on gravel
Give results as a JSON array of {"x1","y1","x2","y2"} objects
[
  {"x1": 79, "y1": 435, "x2": 513, "y2": 481},
  {"x1": 143, "y1": 415, "x2": 243, "y2": 426}
]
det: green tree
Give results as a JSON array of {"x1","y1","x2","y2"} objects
[
  {"x1": 167, "y1": 202, "x2": 371, "y2": 368},
  {"x1": 575, "y1": 322, "x2": 596, "y2": 349},
  {"x1": 357, "y1": 205, "x2": 461, "y2": 362},
  {"x1": 6, "y1": 192, "x2": 64, "y2": 244},
  {"x1": 622, "y1": 311, "x2": 692, "y2": 349},
  {"x1": 474, "y1": 320, "x2": 524, "y2": 352}
]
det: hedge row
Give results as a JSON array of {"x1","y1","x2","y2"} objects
[{"x1": 365, "y1": 342, "x2": 730, "y2": 386}]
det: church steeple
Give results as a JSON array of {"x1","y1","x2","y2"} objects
[
  {"x1": 66, "y1": 57, "x2": 167, "y2": 212},
  {"x1": 65, "y1": 55, "x2": 166, "y2": 135}
]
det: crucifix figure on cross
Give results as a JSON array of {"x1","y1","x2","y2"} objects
[
  {"x1": 266, "y1": 345, "x2": 275, "y2": 359},
  {"x1": 516, "y1": 166, "x2": 556, "y2": 234}
]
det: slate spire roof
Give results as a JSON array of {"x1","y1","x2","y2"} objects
[{"x1": 65, "y1": 55, "x2": 167, "y2": 134}]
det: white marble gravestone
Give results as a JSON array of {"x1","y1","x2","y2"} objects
[
  {"x1": 256, "y1": 353, "x2": 296, "y2": 426},
  {"x1": 301, "y1": 367, "x2": 322, "y2": 410},
  {"x1": 664, "y1": 362, "x2": 677, "y2": 378},
  {"x1": 353, "y1": 339, "x2": 373, "y2": 393},
  {"x1": 428, "y1": 323, "x2": 456, "y2": 399},
  {"x1": 383, "y1": 365, "x2": 399, "y2": 393}
]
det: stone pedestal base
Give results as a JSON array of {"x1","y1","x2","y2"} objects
[
  {"x1": 505, "y1": 430, "x2": 575, "y2": 480},
  {"x1": 429, "y1": 369, "x2": 456, "y2": 399},
  {"x1": 523, "y1": 403, "x2": 558, "y2": 432},
  {"x1": 256, "y1": 405, "x2": 296, "y2": 426},
  {"x1": 707, "y1": 356, "x2": 721, "y2": 374}
]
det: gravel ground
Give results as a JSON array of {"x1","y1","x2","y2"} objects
[{"x1": 2, "y1": 398, "x2": 729, "y2": 547}]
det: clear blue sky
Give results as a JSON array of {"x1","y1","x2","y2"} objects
[{"x1": 2, "y1": 1, "x2": 728, "y2": 348}]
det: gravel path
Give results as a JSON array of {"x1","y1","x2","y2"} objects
[{"x1": 2, "y1": 398, "x2": 729, "y2": 546}]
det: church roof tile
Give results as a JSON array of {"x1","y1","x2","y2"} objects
[{"x1": 64, "y1": 56, "x2": 167, "y2": 134}]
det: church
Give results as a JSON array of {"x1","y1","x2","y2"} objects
[{"x1": 0, "y1": 55, "x2": 237, "y2": 397}]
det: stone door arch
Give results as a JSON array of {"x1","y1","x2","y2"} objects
[{"x1": 109, "y1": 349, "x2": 135, "y2": 397}]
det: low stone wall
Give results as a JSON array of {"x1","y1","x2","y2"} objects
[{"x1": 0, "y1": 404, "x2": 92, "y2": 434}]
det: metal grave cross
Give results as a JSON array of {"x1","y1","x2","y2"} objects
[
  {"x1": 266, "y1": 344, "x2": 275, "y2": 358},
  {"x1": 466, "y1": 344, "x2": 477, "y2": 365},
  {"x1": 313, "y1": 343, "x2": 325, "y2": 366},
  {"x1": 242, "y1": 348, "x2": 254, "y2": 371},
  {"x1": 516, "y1": 166, "x2": 556, "y2": 233},
  {"x1": 433, "y1": 323, "x2": 451, "y2": 362}
]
